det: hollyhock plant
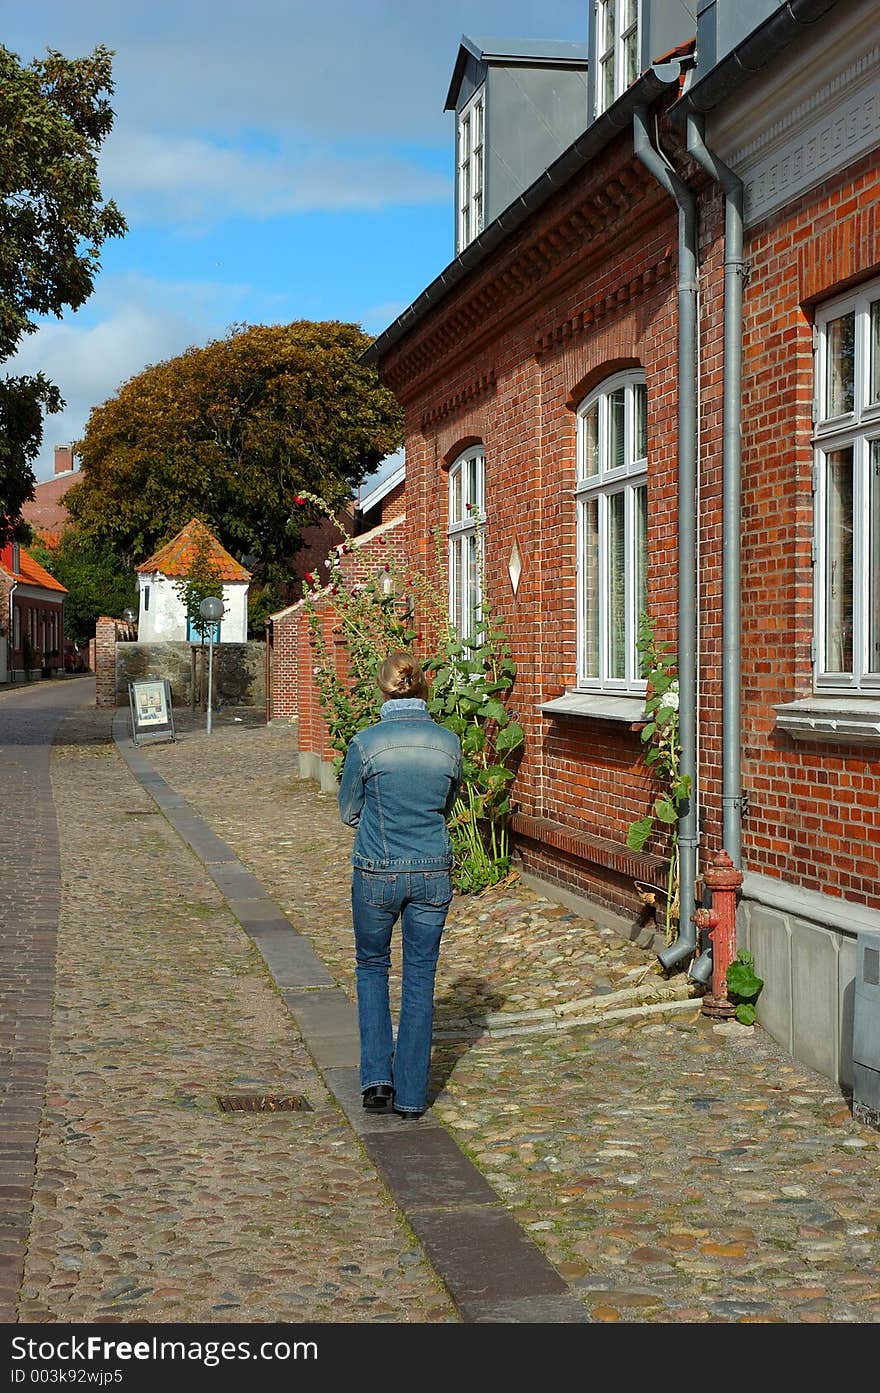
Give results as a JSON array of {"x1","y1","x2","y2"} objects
[{"x1": 297, "y1": 490, "x2": 522, "y2": 893}]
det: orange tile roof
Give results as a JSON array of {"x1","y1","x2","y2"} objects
[
  {"x1": 136, "y1": 518, "x2": 251, "y2": 581},
  {"x1": 2, "y1": 548, "x2": 68, "y2": 593}
]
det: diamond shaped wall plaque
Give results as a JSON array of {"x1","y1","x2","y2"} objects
[{"x1": 508, "y1": 538, "x2": 523, "y2": 595}]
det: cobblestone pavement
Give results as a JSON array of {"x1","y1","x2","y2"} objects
[{"x1": 6, "y1": 684, "x2": 880, "y2": 1326}]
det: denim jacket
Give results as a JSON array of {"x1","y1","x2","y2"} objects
[{"x1": 338, "y1": 699, "x2": 462, "y2": 871}]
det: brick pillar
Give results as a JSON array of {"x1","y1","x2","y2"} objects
[{"x1": 94, "y1": 616, "x2": 122, "y2": 707}]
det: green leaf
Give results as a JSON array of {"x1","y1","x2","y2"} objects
[
  {"x1": 734, "y1": 1003, "x2": 757, "y2": 1026},
  {"x1": 654, "y1": 797, "x2": 678, "y2": 824},
  {"x1": 626, "y1": 817, "x2": 654, "y2": 852},
  {"x1": 727, "y1": 960, "x2": 763, "y2": 1000},
  {"x1": 494, "y1": 721, "x2": 524, "y2": 752},
  {"x1": 482, "y1": 699, "x2": 507, "y2": 723}
]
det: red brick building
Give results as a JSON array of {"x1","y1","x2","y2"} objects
[
  {"x1": 20, "y1": 445, "x2": 79, "y2": 548},
  {"x1": 0, "y1": 540, "x2": 67, "y2": 680},
  {"x1": 356, "y1": 0, "x2": 880, "y2": 1088}
]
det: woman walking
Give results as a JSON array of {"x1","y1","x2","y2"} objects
[{"x1": 338, "y1": 652, "x2": 462, "y2": 1118}]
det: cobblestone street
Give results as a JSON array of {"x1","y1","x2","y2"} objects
[{"x1": 2, "y1": 677, "x2": 879, "y2": 1334}]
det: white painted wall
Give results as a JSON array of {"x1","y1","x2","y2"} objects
[{"x1": 137, "y1": 572, "x2": 249, "y2": 642}]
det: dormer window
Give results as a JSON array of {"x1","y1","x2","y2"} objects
[
  {"x1": 457, "y1": 87, "x2": 484, "y2": 251},
  {"x1": 596, "y1": 0, "x2": 640, "y2": 115}
]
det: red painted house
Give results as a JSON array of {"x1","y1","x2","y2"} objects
[{"x1": 356, "y1": 0, "x2": 880, "y2": 1090}]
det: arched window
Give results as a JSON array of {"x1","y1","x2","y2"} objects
[
  {"x1": 448, "y1": 445, "x2": 485, "y2": 639},
  {"x1": 576, "y1": 370, "x2": 648, "y2": 690}
]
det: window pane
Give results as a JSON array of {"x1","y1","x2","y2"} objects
[
  {"x1": 635, "y1": 483, "x2": 648, "y2": 658},
  {"x1": 449, "y1": 537, "x2": 461, "y2": 633},
  {"x1": 580, "y1": 402, "x2": 599, "y2": 478},
  {"x1": 466, "y1": 455, "x2": 479, "y2": 512},
  {"x1": 634, "y1": 382, "x2": 647, "y2": 460},
  {"x1": 475, "y1": 100, "x2": 483, "y2": 147},
  {"x1": 826, "y1": 312, "x2": 855, "y2": 416},
  {"x1": 602, "y1": 57, "x2": 614, "y2": 110},
  {"x1": 870, "y1": 439, "x2": 880, "y2": 674},
  {"x1": 460, "y1": 113, "x2": 470, "y2": 160},
  {"x1": 603, "y1": 1, "x2": 616, "y2": 51},
  {"x1": 623, "y1": 30, "x2": 638, "y2": 86},
  {"x1": 621, "y1": 0, "x2": 636, "y2": 26},
  {"x1": 449, "y1": 468, "x2": 462, "y2": 524},
  {"x1": 609, "y1": 388, "x2": 625, "y2": 470},
  {"x1": 608, "y1": 492, "x2": 626, "y2": 678},
  {"x1": 466, "y1": 533, "x2": 479, "y2": 638},
  {"x1": 871, "y1": 300, "x2": 880, "y2": 406},
  {"x1": 825, "y1": 447, "x2": 854, "y2": 672},
  {"x1": 581, "y1": 497, "x2": 599, "y2": 678}
]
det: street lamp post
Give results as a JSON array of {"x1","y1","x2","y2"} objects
[{"x1": 199, "y1": 596, "x2": 224, "y2": 735}]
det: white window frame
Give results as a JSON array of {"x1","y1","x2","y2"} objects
[
  {"x1": 575, "y1": 370, "x2": 648, "y2": 692},
  {"x1": 448, "y1": 446, "x2": 485, "y2": 640},
  {"x1": 813, "y1": 275, "x2": 880, "y2": 692},
  {"x1": 457, "y1": 86, "x2": 485, "y2": 252},
  {"x1": 595, "y1": 0, "x2": 640, "y2": 118}
]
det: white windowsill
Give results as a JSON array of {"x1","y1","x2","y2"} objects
[
  {"x1": 540, "y1": 692, "x2": 646, "y2": 723},
  {"x1": 773, "y1": 696, "x2": 880, "y2": 745}
]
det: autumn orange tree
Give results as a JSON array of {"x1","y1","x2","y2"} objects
[{"x1": 66, "y1": 320, "x2": 403, "y2": 615}]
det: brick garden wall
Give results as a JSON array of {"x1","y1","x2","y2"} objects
[{"x1": 272, "y1": 515, "x2": 409, "y2": 773}]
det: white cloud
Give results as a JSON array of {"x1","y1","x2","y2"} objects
[
  {"x1": 6, "y1": 274, "x2": 242, "y2": 481},
  {"x1": 100, "y1": 130, "x2": 451, "y2": 226}
]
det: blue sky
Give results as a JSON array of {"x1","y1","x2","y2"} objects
[{"x1": 6, "y1": 1, "x2": 588, "y2": 482}]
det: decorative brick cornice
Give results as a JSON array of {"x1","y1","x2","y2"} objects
[
  {"x1": 383, "y1": 157, "x2": 661, "y2": 400},
  {"x1": 420, "y1": 369, "x2": 497, "y2": 431},
  {"x1": 534, "y1": 252, "x2": 675, "y2": 357}
]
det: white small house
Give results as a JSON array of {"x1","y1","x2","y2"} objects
[{"x1": 135, "y1": 518, "x2": 251, "y2": 642}]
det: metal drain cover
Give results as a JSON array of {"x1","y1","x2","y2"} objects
[{"x1": 216, "y1": 1093, "x2": 312, "y2": 1112}]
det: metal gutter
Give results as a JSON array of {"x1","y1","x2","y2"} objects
[
  {"x1": 685, "y1": 111, "x2": 744, "y2": 873},
  {"x1": 362, "y1": 63, "x2": 683, "y2": 368},
  {"x1": 631, "y1": 98, "x2": 701, "y2": 975},
  {"x1": 679, "y1": 0, "x2": 842, "y2": 115}
]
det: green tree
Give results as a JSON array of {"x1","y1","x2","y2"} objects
[
  {"x1": 172, "y1": 523, "x2": 225, "y2": 643},
  {"x1": 30, "y1": 533, "x2": 136, "y2": 645},
  {"x1": 0, "y1": 43, "x2": 126, "y2": 543},
  {"x1": 66, "y1": 321, "x2": 402, "y2": 580}
]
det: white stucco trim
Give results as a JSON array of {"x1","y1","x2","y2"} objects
[{"x1": 707, "y1": 0, "x2": 880, "y2": 227}]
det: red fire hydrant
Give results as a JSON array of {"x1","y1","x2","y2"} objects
[{"x1": 693, "y1": 849, "x2": 744, "y2": 1019}]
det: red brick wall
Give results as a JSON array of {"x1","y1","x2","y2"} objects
[
  {"x1": 275, "y1": 515, "x2": 410, "y2": 761},
  {"x1": 729, "y1": 152, "x2": 880, "y2": 908},
  {"x1": 267, "y1": 605, "x2": 300, "y2": 722},
  {"x1": 376, "y1": 118, "x2": 880, "y2": 920},
  {"x1": 381, "y1": 127, "x2": 685, "y2": 917},
  {"x1": 94, "y1": 615, "x2": 136, "y2": 707}
]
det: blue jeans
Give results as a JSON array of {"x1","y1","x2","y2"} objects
[{"x1": 352, "y1": 868, "x2": 453, "y2": 1114}]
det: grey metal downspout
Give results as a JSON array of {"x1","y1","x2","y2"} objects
[
  {"x1": 632, "y1": 102, "x2": 700, "y2": 973},
  {"x1": 685, "y1": 112, "x2": 744, "y2": 871}
]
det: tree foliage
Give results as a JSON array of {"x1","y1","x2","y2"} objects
[
  {"x1": 0, "y1": 43, "x2": 126, "y2": 542},
  {"x1": 30, "y1": 533, "x2": 136, "y2": 645},
  {"x1": 66, "y1": 321, "x2": 403, "y2": 579}
]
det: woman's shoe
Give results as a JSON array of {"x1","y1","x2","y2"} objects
[
  {"x1": 392, "y1": 1105, "x2": 424, "y2": 1119},
  {"x1": 362, "y1": 1085, "x2": 394, "y2": 1110}
]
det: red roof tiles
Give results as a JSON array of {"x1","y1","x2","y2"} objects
[{"x1": 136, "y1": 519, "x2": 251, "y2": 582}]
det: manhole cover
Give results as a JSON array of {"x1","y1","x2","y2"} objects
[{"x1": 216, "y1": 1093, "x2": 312, "y2": 1113}]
